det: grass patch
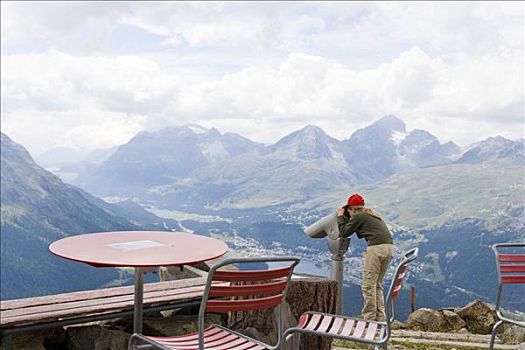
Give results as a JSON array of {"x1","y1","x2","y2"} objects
[
  {"x1": 391, "y1": 340, "x2": 488, "y2": 350},
  {"x1": 333, "y1": 339, "x2": 488, "y2": 350}
]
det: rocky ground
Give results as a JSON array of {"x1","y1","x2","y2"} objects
[
  {"x1": 332, "y1": 299, "x2": 525, "y2": 350},
  {"x1": 333, "y1": 330, "x2": 524, "y2": 349}
]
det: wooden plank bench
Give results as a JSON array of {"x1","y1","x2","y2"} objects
[{"x1": 0, "y1": 276, "x2": 210, "y2": 349}]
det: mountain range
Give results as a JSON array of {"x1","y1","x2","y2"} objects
[
  {"x1": 0, "y1": 133, "x2": 182, "y2": 299},
  {"x1": 72, "y1": 115, "x2": 523, "y2": 212},
  {"x1": 73, "y1": 125, "x2": 263, "y2": 196},
  {"x1": 2, "y1": 115, "x2": 524, "y2": 316}
]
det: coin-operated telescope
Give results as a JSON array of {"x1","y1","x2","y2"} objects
[{"x1": 305, "y1": 212, "x2": 350, "y2": 314}]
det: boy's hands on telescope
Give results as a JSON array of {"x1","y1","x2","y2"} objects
[{"x1": 336, "y1": 207, "x2": 346, "y2": 217}]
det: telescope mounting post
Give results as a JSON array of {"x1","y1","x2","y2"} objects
[{"x1": 304, "y1": 212, "x2": 350, "y2": 315}]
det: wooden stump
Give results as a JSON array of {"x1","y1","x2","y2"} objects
[{"x1": 228, "y1": 274, "x2": 337, "y2": 350}]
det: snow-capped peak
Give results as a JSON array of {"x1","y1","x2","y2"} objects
[
  {"x1": 391, "y1": 130, "x2": 408, "y2": 146},
  {"x1": 187, "y1": 124, "x2": 208, "y2": 135}
]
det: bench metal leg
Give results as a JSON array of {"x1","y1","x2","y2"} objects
[
  {"x1": 2, "y1": 333, "x2": 12, "y2": 350},
  {"x1": 294, "y1": 333, "x2": 301, "y2": 350},
  {"x1": 134, "y1": 267, "x2": 145, "y2": 334},
  {"x1": 489, "y1": 320, "x2": 504, "y2": 350}
]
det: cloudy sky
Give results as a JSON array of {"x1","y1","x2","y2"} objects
[{"x1": 1, "y1": 1, "x2": 523, "y2": 156}]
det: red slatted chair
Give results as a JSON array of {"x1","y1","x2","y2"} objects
[
  {"x1": 489, "y1": 243, "x2": 525, "y2": 350},
  {"x1": 128, "y1": 256, "x2": 300, "y2": 350},
  {"x1": 283, "y1": 248, "x2": 418, "y2": 350}
]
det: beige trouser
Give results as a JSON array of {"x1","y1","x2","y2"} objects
[{"x1": 361, "y1": 243, "x2": 394, "y2": 322}]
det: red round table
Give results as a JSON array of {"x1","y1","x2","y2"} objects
[{"x1": 50, "y1": 231, "x2": 228, "y2": 333}]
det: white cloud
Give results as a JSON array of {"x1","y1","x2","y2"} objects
[
  {"x1": 1, "y1": 107, "x2": 146, "y2": 153},
  {"x1": 2, "y1": 52, "x2": 184, "y2": 113},
  {"x1": 5, "y1": 2, "x2": 521, "y2": 61},
  {"x1": 1, "y1": 1, "x2": 523, "y2": 154}
]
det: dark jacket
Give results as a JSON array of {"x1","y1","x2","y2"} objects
[{"x1": 337, "y1": 210, "x2": 393, "y2": 246}]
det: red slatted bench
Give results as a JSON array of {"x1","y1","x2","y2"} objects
[
  {"x1": 489, "y1": 243, "x2": 525, "y2": 350},
  {"x1": 0, "y1": 276, "x2": 210, "y2": 349},
  {"x1": 128, "y1": 256, "x2": 300, "y2": 350},
  {"x1": 282, "y1": 248, "x2": 418, "y2": 350}
]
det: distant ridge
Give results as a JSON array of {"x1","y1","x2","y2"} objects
[
  {"x1": 0, "y1": 133, "x2": 175, "y2": 299},
  {"x1": 71, "y1": 115, "x2": 524, "y2": 210},
  {"x1": 74, "y1": 125, "x2": 263, "y2": 196},
  {"x1": 456, "y1": 136, "x2": 525, "y2": 164}
]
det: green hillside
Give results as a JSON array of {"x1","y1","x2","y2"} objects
[
  {"x1": 297, "y1": 161, "x2": 524, "y2": 233},
  {"x1": 1, "y1": 133, "x2": 139, "y2": 299},
  {"x1": 291, "y1": 161, "x2": 524, "y2": 313}
]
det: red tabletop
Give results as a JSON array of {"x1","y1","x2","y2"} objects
[{"x1": 49, "y1": 231, "x2": 228, "y2": 267}]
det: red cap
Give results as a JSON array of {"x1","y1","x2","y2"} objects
[{"x1": 345, "y1": 193, "x2": 365, "y2": 207}]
